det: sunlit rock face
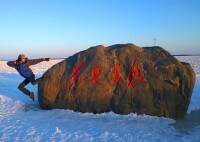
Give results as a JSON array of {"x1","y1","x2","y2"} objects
[{"x1": 38, "y1": 44, "x2": 195, "y2": 118}]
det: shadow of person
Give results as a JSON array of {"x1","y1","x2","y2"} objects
[{"x1": 170, "y1": 109, "x2": 200, "y2": 135}]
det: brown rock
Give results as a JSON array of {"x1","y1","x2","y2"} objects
[{"x1": 38, "y1": 44, "x2": 196, "y2": 118}]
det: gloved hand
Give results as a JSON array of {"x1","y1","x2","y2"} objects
[
  {"x1": 44, "y1": 58, "x2": 50, "y2": 61},
  {"x1": 14, "y1": 60, "x2": 17, "y2": 65}
]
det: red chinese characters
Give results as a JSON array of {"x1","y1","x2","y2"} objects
[
  {"x1": 67, "y1": 62, "x2": 85, "y2": 89},
  {"x1": 91, "y1": 66, "x2": 102, "y2": 85},
  {"x1": 127, "y1": 60, "x2": 147, "y2": 88},
  {"x1": 67, "y1": 60, "x2": 147, "y2": 90}
]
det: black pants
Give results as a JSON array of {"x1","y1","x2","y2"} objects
[{"x1": 18, "y1": 75, "x2": 42, "y2": 96}]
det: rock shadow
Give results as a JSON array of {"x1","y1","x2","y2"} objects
[{"x1": 170, "y1": 109, "x2": 200, "y2": 135}]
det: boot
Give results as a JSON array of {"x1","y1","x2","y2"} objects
[{"x1": 29, "y1": 92, "x2": 34, "y2": 102}]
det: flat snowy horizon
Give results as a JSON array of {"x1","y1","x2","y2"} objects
[{"x1": 0, "y1": 56, "x2": 200, "y2": 142}]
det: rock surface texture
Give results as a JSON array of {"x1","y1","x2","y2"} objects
[{"x1": 38, "y1": 44, "x2": 196, "y2": 118}]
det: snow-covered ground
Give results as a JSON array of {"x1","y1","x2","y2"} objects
[{"x1": 0, "y1": 57, "x2": 200, "y2": 142}]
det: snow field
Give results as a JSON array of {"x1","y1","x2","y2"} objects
[{"x1": 0, "y1": 56, "x2": 200, "y2": 141}]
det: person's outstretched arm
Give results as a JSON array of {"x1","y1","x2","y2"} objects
[
  {"x1": 27, "y1": 58, "x2": 50, "y2": 66},
  {"x1": 7, "y1": 61, "x2": 17, "y2": 69}
]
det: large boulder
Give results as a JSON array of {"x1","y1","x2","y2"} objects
[{"x1": 38, "y1": 44, "x2": 196, "y2": 118}]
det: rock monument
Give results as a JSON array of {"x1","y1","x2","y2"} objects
[{"x1": 38, "y1": 44, "x2": 196, "y2": 118}]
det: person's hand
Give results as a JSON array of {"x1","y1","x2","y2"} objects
[
  {"x1": 44, "y1": 58, "x2": 50, "y2": 61},
  {"x1": 14, "y1": 60, "x2": 17, "y2": 65}
]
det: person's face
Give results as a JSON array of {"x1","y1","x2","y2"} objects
[{"x1": 21, "y1": 58, "x2": 26, "y2": 62}]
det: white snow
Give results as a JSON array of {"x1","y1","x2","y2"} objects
[{"x1": 0, "y1": 56, "x2": 200, "y2": 142}]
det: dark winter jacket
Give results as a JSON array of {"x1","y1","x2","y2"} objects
[{"x1": 7, "y1": 59, "x2": 44, "y2": 78}]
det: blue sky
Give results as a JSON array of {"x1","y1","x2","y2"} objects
[{"x1": 0, "y1": 0, "x2": 200, "y2": 59}]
